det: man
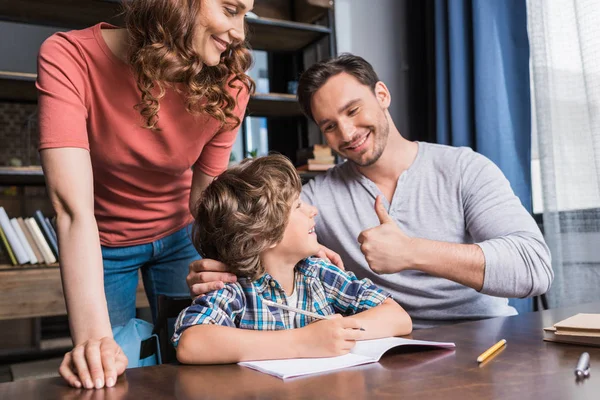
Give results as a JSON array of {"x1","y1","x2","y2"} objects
[{"x1": 187, "y1": 54, "x2": 553, "y2": 328}]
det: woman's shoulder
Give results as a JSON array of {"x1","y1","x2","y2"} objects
[{"x1": 40, "y1": 24, "x2": 98, "y2": 58}]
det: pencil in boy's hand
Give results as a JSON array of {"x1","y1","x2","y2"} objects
[{"x1": 263, "y1": 300, "x2": 365, "y2": 331}]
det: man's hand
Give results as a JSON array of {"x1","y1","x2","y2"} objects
[
  {"x1": 358, "y1": 195, "x2": 413, "y2": 274},
  {"x1": 314, "y1": 245, "x2": 345, "y2": 270},
  {"x1": 187, "y1": 259, "x2": 238, "y2": 297},
  {"x1": 296, "y1": 315, "x2": 363, "y2": 358}
]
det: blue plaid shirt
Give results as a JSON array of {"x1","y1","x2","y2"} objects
[{"x1": 172, "y1": 257, "x2": 391, "y2": 346}]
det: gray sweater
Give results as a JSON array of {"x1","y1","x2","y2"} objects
[{"x1": 301, "y1": 142, "x2": 553, "y2": 328}]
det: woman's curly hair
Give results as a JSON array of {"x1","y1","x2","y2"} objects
[
  {"x1": 123, "y1": 0, "x2": 255, "y2": 131},
  {"x1": 193, "y1": 154, "x2": 302, "y2": 281}
]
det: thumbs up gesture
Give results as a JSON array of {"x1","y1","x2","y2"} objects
[{"x1": 357, "y1": 195, "x2": 412, "y2": 274}]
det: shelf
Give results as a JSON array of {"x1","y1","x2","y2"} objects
[
  {"x1": 0, "y1": 72, "x2": 303, "y2": 118},
  {"x1": 0, "y1": 0, "x2": 122, "y2": 29},
  {"x1": 0, "y1": 71, "x2": 37, "y2": 102},
  {"x1": 298, "y1": 170, "x2": 326, "y2": 181},
  {"x1": 248, "y1": 93, "x2": 302, "y2": 117},
  {"x1": 0, "y1": 266, "x2": 149, "y2": 320},
  {"x1": 0, "y1": 1, "x2": 330, "y2": 52},
  {"x1": 0, "y1": 166, "x2": 45, "y2": 186},
  {"x1": 0, "y1": 263, "x2": 58, "y2": 272},
  {"x1": 246, "y1": 17, "x2": 331, "y2": 51}
]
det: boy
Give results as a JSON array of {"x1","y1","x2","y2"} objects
[{"x1": 173, "y1": 154, "x2": 412, "y2": 364}]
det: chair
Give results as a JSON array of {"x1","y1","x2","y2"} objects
[
  {"x1": 153, "y1": 295, "x2": 193, "y2": 364},
  {"x1": 531, "y1": 213, "x2": 550, "y2": 312},
  {"x1": 533, "y1": 293, "x2": 549, "y2": 312}
]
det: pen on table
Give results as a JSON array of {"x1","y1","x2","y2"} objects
[
  {"x1": 263, "y1": 299, "x2": 365, "y2": 331},
  {"x1": 575, "y1": 352, "x2": 591, "y2": 380},
  {"x1": 477, "y1": 339, "x2": 507, "y2": 363}
]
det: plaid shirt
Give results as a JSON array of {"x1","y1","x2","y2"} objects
[{"x1": 172, "y1": 257, "x2": 391, "y2": 346}]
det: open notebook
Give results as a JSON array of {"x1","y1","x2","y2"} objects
[{"x1": 238, "y1": 337, "x2": 455, "y2": 379}]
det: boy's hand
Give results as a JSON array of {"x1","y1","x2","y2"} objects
[
  {"x1": 187, "y1": 259, "x2": 238, "y2": 297},
  {"x1": 315, "y1": 245, "x2": 345, "y2": 270},
  {"x1": 298, "y1": 315, "x2": 363, "y2": 357}
]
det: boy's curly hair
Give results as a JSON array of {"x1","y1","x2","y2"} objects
[{"x1": 193, "y1": 154, "x2": 302, "y2": 280}]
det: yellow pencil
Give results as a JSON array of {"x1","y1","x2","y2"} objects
[{"x1": 477, "y1": 339, "x2": 507, "y2": 363}]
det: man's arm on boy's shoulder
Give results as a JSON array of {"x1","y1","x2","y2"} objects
[{"x1": 313, "y1": 259, "x2": 411, "y2": 337}]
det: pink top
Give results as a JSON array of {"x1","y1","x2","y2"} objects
[{"x1": 37, "y1": 23, "x2": 249, "y2": 246}]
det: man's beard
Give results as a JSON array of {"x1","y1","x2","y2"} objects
[{"x1": 349, "y1": 119, "x2": 390, "y2": 167}]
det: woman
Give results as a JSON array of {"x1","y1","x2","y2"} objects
[{"x1": 37, "y1": 0, "x2": 254, "y2": 389}]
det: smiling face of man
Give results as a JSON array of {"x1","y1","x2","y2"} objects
[{"x1": 310, "y1": 72, "x2": 391, "y2": 167}]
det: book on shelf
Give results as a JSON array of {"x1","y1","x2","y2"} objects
[
  {"x1": 45, "y1": 217, "x2": 58, "y2": 243},
  {"x1": 35, "y1": 210, "x2": 59, "y2": 258},
  {"x1": 0, "y1": 224, "x2": 17, "y2": 265},
  {"x1": 312, "y1": 144, "x2": 333, "y2": 158},
  {"x1": 305, "y1": 144, "x2": 336, "y2": 171},
  {"x1": 25, "y1": 217, "x2": 56, "y2": 264},
  {"x1": 10, "y1": 218, "x2": 38, "y2": 264},
  {"x1": 306, "y1": 163, "x2": 336, "y2": 171},
  {"x1": 0, "y1": 207, "x2": 58, "y2": 266},
  {"x1": 17, "y1": 217, "x2": 44, "y2": 264},
  {"x1": 308, "y1": 157, "x2": 335, "y2": 165},
  {"x1": 0, "y1": 207, "x2": 29, "y2": 264}
]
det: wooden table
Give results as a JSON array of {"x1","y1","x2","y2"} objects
[{"x1": 1, "y1": 303, "x2": 599, "y2": 399}]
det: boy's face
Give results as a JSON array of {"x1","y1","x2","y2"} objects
[
  {"x1": 274, "y1": 196, "x2": 321, "y2": 260},
  {"x1": 310, "y1": 72, "x2": 391, "y2": 167}
]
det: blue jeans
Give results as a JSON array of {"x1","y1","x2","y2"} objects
[{"x1": 102, "y1": 224, "x2": 199, "y2": 327}]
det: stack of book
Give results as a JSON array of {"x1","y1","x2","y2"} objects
[
  {"x1": 543, "y1": 313, "x2": 600, "y2": 347},
  {"x1": 0, "y1": 207, "x2": 59, "y2": 266},
  {"x1": 306, "y1": 144, "x2": 336, "y2": 171}
]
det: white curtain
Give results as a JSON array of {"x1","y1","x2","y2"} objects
[{"x1": 527, "y1": 0, "x2": 600, "y2": 308}]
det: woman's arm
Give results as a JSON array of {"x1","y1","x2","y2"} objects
[
  {"x1": 345, "y1": 298, "x2": 412, "y2": 339},
  {"x1": 176, "y1": 315, "x2": 364, "y2": 364},
  {"x1": 189, "y1": 168, "x2": 214, "y2": 218},
  {"x1": 42, "y1": 148, "x2": 127, "y2": 389}
]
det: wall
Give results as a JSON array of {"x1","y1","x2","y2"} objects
[
  {"x1": 334, "y1": 0, "x2": 410, "y2": 136},
  {"x1": 0, "y1": 21, "x2": 62, "y2": 74}
]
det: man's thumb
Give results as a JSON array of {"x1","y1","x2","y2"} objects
[{"x1": 375, "y1": 195, "x2": 393, "y2": 224}]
